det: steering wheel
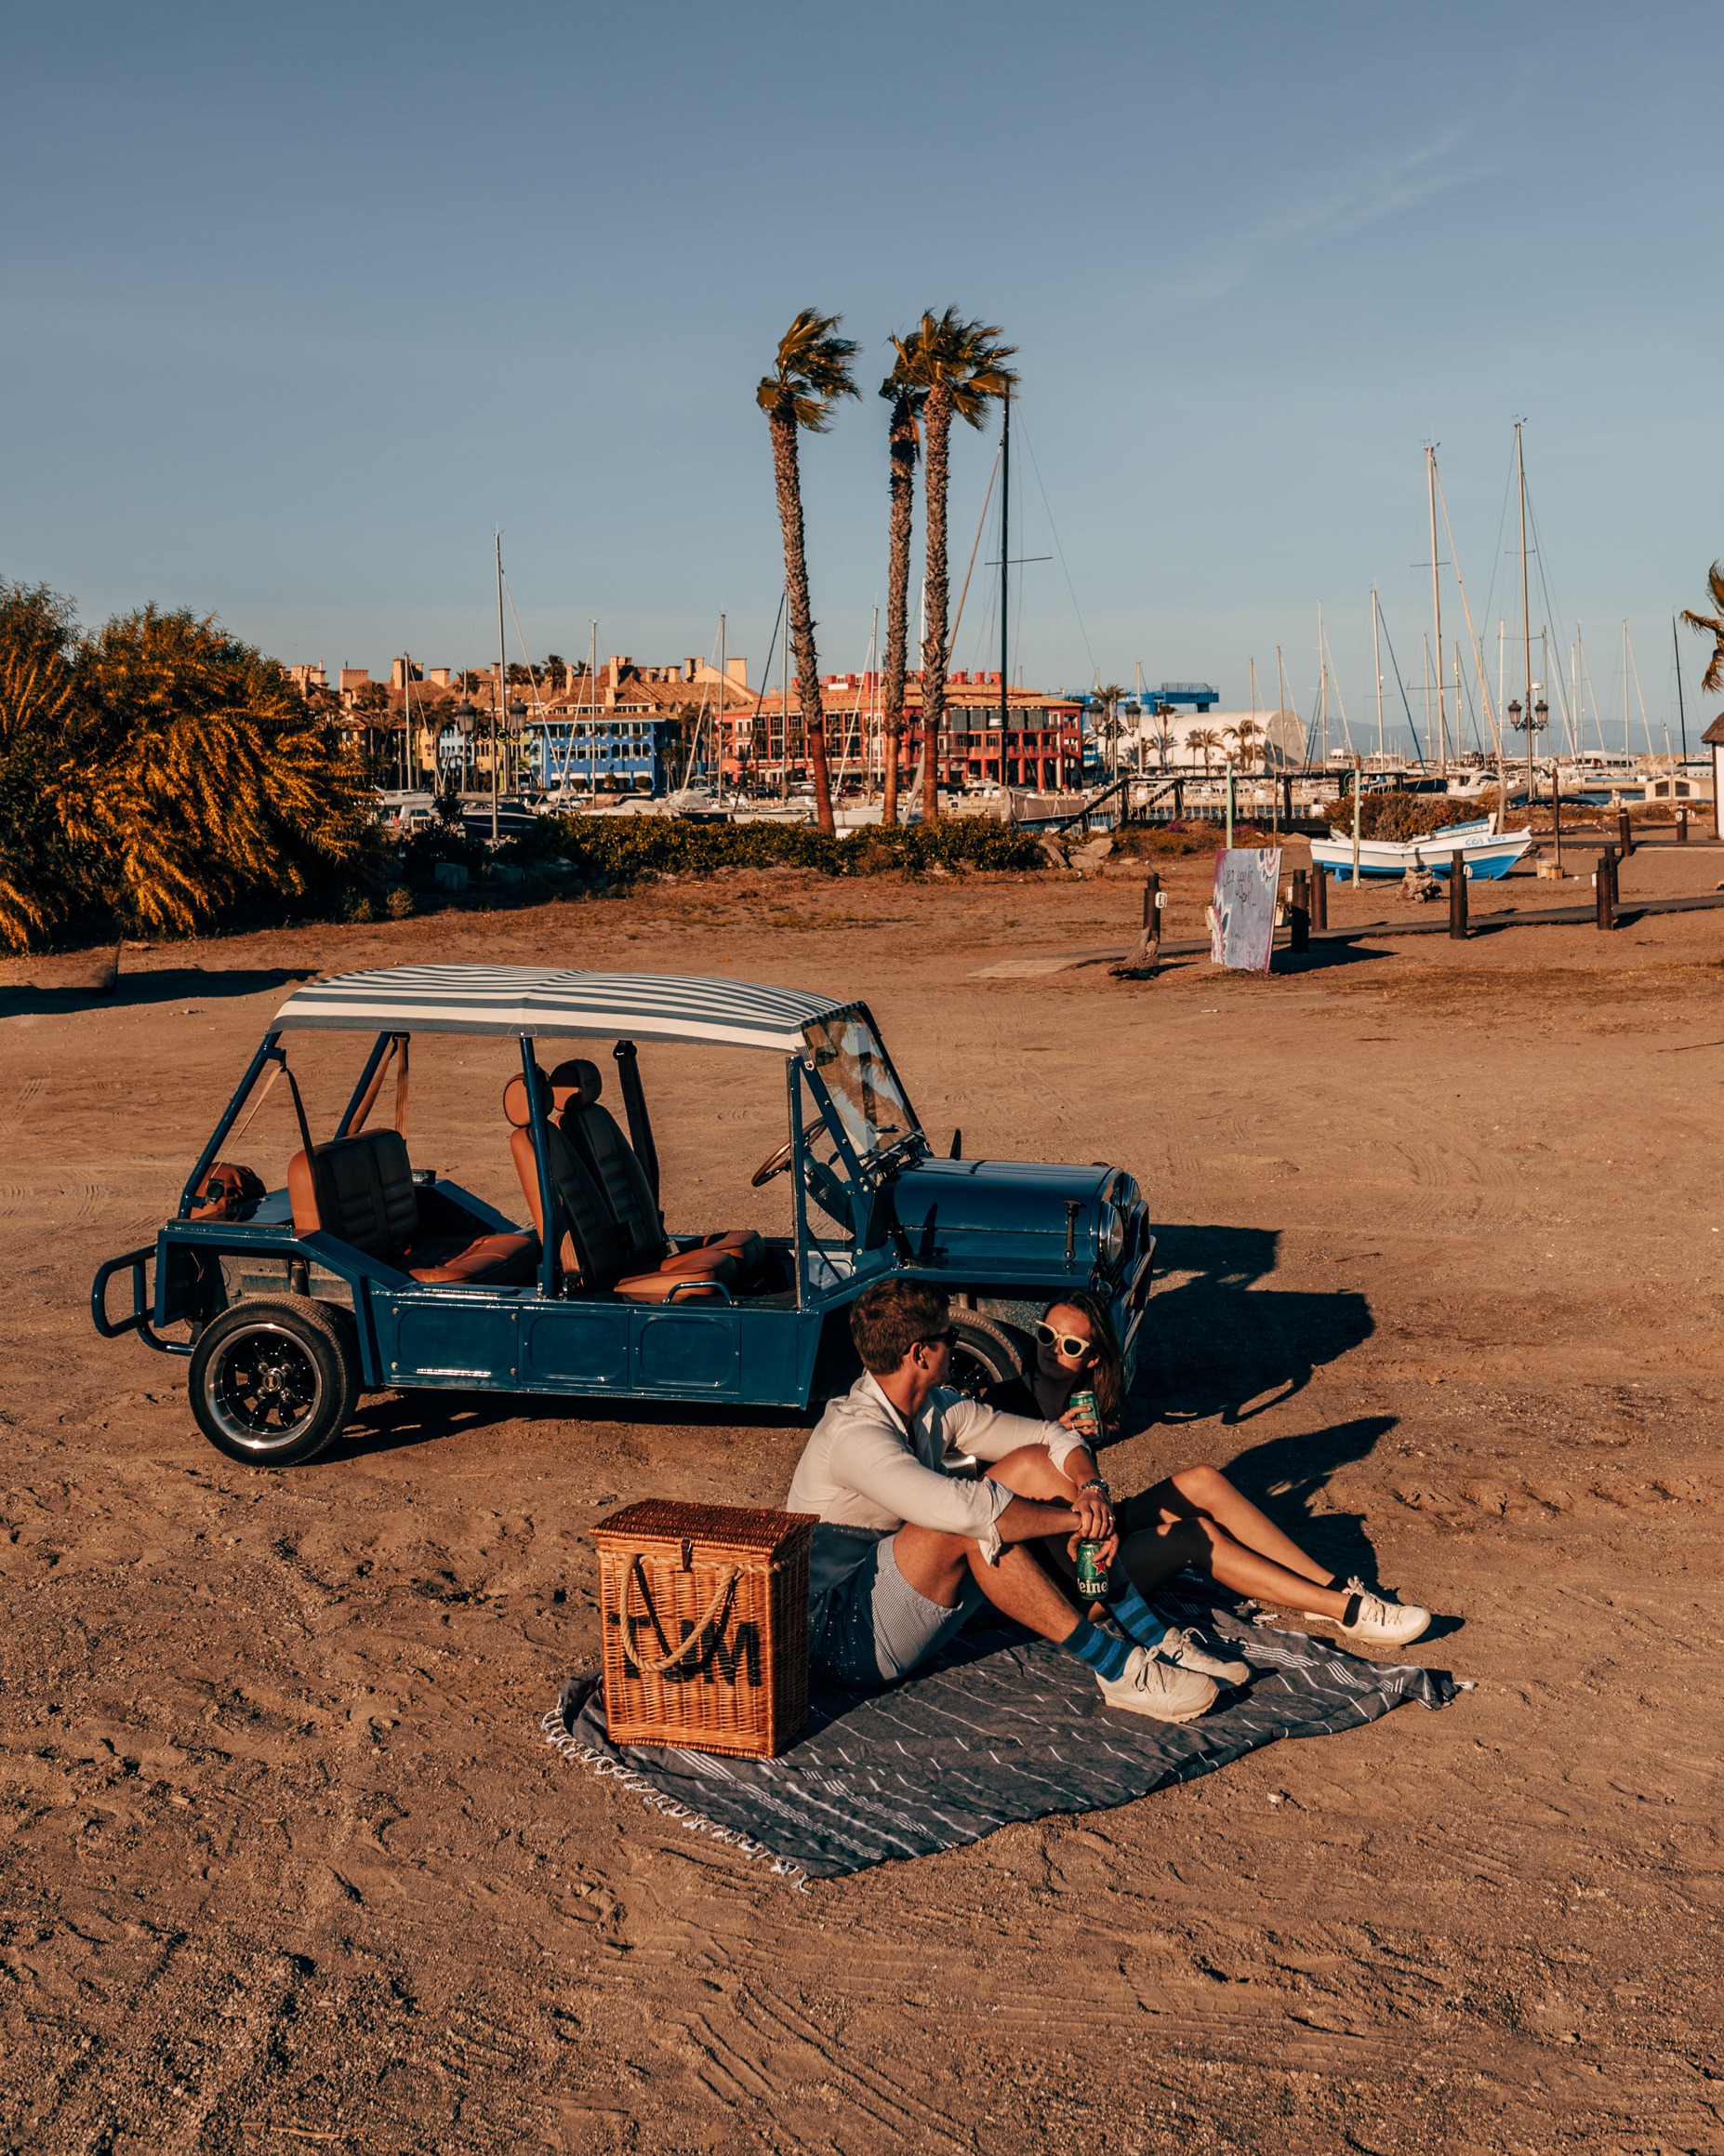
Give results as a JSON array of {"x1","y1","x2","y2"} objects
[{"x1": 750, "y1": 1137, "x2": 797, "y2": 1188}]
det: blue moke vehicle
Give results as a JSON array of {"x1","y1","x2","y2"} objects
[{"x1": 90, "y1": 965, "x2": 1155, "y2": 1468}]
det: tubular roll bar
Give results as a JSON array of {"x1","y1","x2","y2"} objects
[{"x1": 91, "y1": 1246, "x2": 192, "y2": 1357}]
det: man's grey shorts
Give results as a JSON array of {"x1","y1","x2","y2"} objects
[{"x1": 815, "y1": 1535, "x2": 986, "y2": 1689}]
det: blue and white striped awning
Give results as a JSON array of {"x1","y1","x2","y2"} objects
[{"x1": 272, "y1": 965, "x2": 851, "y2": 1052}]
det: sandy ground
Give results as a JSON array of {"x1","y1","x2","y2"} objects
[{"x1": 3, "y1": 845, "x2": 1722, "y2": 2155}]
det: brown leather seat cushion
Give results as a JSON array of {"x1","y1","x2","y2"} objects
[{"x1": 289, "y1": 1129, "x2": 537, "y2": 1287}]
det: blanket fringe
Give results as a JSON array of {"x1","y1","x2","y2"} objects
[{"x1": 538, "y1": 1705, "x2": 812, "y2": 1892}]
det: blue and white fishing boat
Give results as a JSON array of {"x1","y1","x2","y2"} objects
[{"x1": 1311, "y1": 818, "x2": 1533, "y2": 884}]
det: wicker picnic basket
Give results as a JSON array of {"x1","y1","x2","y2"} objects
[{"x1": 591, "y1": 1500, "x2": 817, "y2": 1759}]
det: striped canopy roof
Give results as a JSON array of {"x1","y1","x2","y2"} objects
[{"x1": 272, "y1": 965, "x2": 851, "y2": 1052}]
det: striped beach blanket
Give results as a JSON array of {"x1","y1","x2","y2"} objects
[{"x1": 540, "y1": 1589, "x2": 1460, "y2": 1883}]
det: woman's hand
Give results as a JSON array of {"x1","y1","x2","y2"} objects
[
  {"x1": 1059, "y1": 1405, "x2": 1100, "y2": 1438},
  {"x1": 1066, "y1": 1524, "x2": 1121, "y2": 1568}
]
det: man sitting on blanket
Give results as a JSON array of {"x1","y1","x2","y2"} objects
[{"x1": 786, "y1": 1277, "x2": 1234, "y2": 1723}]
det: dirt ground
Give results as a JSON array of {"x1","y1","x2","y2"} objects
[{"x1": 3, "y1": 842, "x2": 1721, "y2": 2155}]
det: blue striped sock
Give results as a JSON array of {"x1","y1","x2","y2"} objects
[
  {"x1": 1106, "y1": 1581, "x2": 1169, "y2": 1652},
  {"x1": 1059, "y1": 1611, "x2": 1133, "y2": 1683}
]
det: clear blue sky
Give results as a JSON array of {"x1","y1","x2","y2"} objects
[{"x1": 5, "y1": 1, "x2": 1718, "y2": 754}]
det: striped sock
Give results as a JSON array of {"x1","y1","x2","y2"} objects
[
  {"x1": 1105, "y1": 1581, "x2": 1169, "y2": 1652},
  {"x1": 1059, "y1": 1611, "x2": 1133, "y2": 1683}
]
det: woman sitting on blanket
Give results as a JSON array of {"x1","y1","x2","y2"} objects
[{"x1": 983, "y1": 1291, "x2": 1431, "y2": 1653}]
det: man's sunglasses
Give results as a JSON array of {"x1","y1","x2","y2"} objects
[
  {"x1": 918, "y1": 1327, "x2": 958, "y2": 1351},
  {"x1": 1036, "y1": 1323, "x2": 1094, "y2": 1360}
]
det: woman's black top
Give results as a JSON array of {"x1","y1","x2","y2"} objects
[{"x1": 978, "y1": 1374, "x2": 1054, "y2": 1422}]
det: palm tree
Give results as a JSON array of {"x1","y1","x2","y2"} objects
[
  {"x1": 1680, "y1": 563, "x2": 1724, "y2": 691},
  {"x1": 878, "y1": 357, "x2": 925, "y2": 828},
  {"x1": 893, "y1": 310, "x2": 1017, "y2": 825},
  {"x1": 1093, "y1": 684, "x2": 1128, "y2": 776},
  {"x1": 1151, "y1": 717, "x2": 1177, "y2": 770},
  {"x1": 1226, "y1": 717, "x2": 1265, "y2": 768},
  {"x1": 757, "y1": 309, "x2": 859, "y2": 837},
  {"x1": 1186, "y1": 725, "x2": 1222, "y2": 774}
]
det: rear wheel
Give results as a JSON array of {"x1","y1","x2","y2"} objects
[{"x1": 188, "y1": 1298, "x2": 358, "y2": 1468}]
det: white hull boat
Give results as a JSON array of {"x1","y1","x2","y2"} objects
[{"x1": 1311, "y1": 818, "x2": 1533, "y2": 883}]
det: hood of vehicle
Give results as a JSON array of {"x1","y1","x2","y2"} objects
[{"x1": 886, "y1": 1157, "x2": 1128, "y2": 1277}]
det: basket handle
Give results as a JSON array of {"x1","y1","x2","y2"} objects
[{"x1": 619, "y1": 1556, "x2": 740, "y2": 1677}]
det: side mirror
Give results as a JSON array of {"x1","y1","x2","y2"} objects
[{"x1": 948, "y1": 1127, "x2": 962, "y2": 1159}]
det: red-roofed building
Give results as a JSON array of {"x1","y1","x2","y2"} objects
[{"x1": 726, "y1": 671, "x2": 1082, "y2": 792}]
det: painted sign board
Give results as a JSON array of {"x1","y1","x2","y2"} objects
[{"x1": 1209, "y1": 847, "x2": 1282, "y2": 972}]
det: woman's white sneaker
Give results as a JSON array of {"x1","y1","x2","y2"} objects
[
  {"x1": 1094, "y1": 1646, "x2": 1217, "y2": 1723},
  {"x1": 1303, "y1": 1577, "x2": 1431, "y2": 1648}
]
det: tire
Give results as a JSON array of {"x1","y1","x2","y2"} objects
[
  {"x1": 187, "y1": 1297, "x2": 359, "y2": 1469},
  {"x1": 948, "y1": 1313, "x2": 1030, "y2": 1399}
]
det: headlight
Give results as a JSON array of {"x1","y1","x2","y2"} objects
[{"x1": 1098, "y1": 1202, "x2": 1125, "y2": 1269}]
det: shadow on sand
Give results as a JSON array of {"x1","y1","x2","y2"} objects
[
  {"x1": 1126, "y1": 1222, "x2": 1394, "y2": 1584},
  {"x1": 0, "y1": 964, "x2": 317, "y2": 1019}
]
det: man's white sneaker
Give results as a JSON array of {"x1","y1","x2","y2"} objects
[
  {"x1": 1094, "y1": 1646, "x2": 1217, "y2": 1724},
  {"x1": 1302, "y1": 1577, "x2": 1431, "y2": 1649},
  {"x1": 1157, "y1": 1627, "x2": 1250, "y2": 1686}
]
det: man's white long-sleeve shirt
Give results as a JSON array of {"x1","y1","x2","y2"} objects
[{"x1": 786, "y1": 1371, "x2": 1087, "y2": 1633}]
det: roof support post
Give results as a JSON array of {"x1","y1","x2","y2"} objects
[
  {"x1": 520, "y1": 1036, "x2": 561, "y2": 1299},
  {"x1": 178, "y1": 1032, "x2": 282, "y2": 1218}
]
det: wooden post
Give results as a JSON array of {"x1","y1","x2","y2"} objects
[
  {"x1": 1449, "y1": 851, "x2": 1468, "y2": 938},
  {"x1": 1552, "y1": 766, "x2": 1562, "y2": 875},
  {"x1": 1290, "y1": 871, "x2": 1309, "y2": 953},
  {"x1": 1618, "y1": 806, "x2": 1633, "y2": 858},
  {"x1": 1310, "y1": 863, "x2": 1328, "y2": 932},
  {"x1": 1597, "y1": 844, "x2": 1616, "y2": 932},
  {"x1": 1143, "y1": 872, "x2": 1161, "y2": 973},
  {"x1": 1678, "y1": 805, "x2": 1689, "y2": 845}
]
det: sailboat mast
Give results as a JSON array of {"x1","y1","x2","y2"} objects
[
  {"x1": 493, "y1": 532, "x2": 505, "y2": 845},
  {"x1": 1622, "y1": 619, "x2": 1630, "y2": 760},
  {"x1": 1318, "y1": 603, "x2": 1328, "y2": 764},
  {"x1": 1426, "y1": 446, "x2": 1448, "y2": 776},
  {"x1": 716, "y1": 613, "x2": 725, "y2": 795},
  {"x1": 1372, "y1": 588, "x2": 1385, "y2": 761},
  {"x1": 1516, "y1": 421, "x2": 1533, "y2": 810}
]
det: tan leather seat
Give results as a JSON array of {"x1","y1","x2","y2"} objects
[
  {"x1": 503, "y1": 1074, "x2": 736, "y2": 1302},
  {"x1": 288, "y1": 1129, "x2": 538, "y2": 1286},
  {"x1": 537, "y1": 1059, "x2": 764, "y2": 1279}
]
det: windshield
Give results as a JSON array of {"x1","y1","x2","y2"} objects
[{"x1": 802, "y1": 1012, "x2": 919, "y2": 1161}]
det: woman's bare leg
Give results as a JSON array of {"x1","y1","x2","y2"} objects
[
  {"x1": 1120, "y1": 1464, "x2": 1334, "y2": 1588},
  {"x1": 1118, "y1": 1512, "x2": 1351, "y2": 1620}
]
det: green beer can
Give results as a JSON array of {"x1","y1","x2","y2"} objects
[{"x1": 1075, "y1": 1538, "x2": 1109, "y2": 1600}]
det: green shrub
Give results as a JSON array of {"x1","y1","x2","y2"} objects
[
  {"x1": 544, "y1": 814, "x2": 1043, "y2": 885},
  {"x1": 385, "y1": 885, "x2": 415, "y2": 919}
]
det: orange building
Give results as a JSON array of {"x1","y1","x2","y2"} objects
[{"x1": 727, "y1": 671, "x2": 1082, "y2": 792}]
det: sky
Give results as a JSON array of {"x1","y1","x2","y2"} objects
[{"x1": 4, "y1": 0, "x2": 1720, "y2": 757}]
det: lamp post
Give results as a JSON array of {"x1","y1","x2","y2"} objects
[
  {"x1": 1507, "y1": 699, "x2": 1523, "y2": 821},
  {"x1": 1532, "y1": 695, "x2": 1548, "y2": 821},
  {"x1": 453, "y1": 699, "x2": 479, "y2": 804}
]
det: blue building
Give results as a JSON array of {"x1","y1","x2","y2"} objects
[{"x1": 531, "y1": 713, "x2": 675, "y2": 794}]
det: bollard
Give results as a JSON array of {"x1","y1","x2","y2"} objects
[
  {"x1": 1310, "y1": 863, "x2": 1329, "y2": 932},
  {"x1": 1618, "y1": 807, "x2": 1634, "y2": 858},
  {"x1": 1143, "y1": 872, "x2": 1163, "y2": 974},
  {"x1": 1449, "y1": 850, "x2": 1468, "y2": 939},
  {"x1": 1596, "y1": 844, "x2": 1616, "y2": 932},
  {"x1": 1678, "y1": 805, "x2": 1689, "y2": 845},
  {"x1": 1290, "y1": 871, "x2": 1310, "y2": 954},
  {"x1": 1552, "y1": 768, "x2": 1562, "y2": 875}
]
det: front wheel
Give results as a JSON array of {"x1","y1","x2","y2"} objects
[
  {"x1": 948, "y1": 1314, "x2": 1030, "y2": 1398},
  {"x1": 188, "y1": 1297, "x2": 359, "y2": 1468}
]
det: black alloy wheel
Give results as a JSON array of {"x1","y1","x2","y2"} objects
[
  {"x1": 947, "y1": 1314, "x2": 1029, "y2": 1399},
  {"x1": 188, "y1": 1297, "x2": 359, "y2": 1468}
]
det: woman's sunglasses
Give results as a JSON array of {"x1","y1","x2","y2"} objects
[{"x1": 1036, "y1": 1324, "x2": 1094, "y2": 1360}]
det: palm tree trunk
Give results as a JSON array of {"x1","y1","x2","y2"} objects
[
  {"x1": 882, "y1": 393, "x2": 917, "y2": 828},
  {"x1": 768, "y1": 412, "x2": 835, "y2": 835},
  {"x1": 920, "y1": 384, "x2": 953, "y2": 828}
]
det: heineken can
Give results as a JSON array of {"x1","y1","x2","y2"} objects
[
  {"x1": 1068, "y1": 1387, "x2": 1100, "y2": 1437},
  {"x1": 1075, "y1": 1538, "x2": 1110, "y2": 1600}
]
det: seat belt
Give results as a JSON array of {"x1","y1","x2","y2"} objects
[{"x1": 349, "y1": 1033, "x2": 410, "y2": 1139}]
